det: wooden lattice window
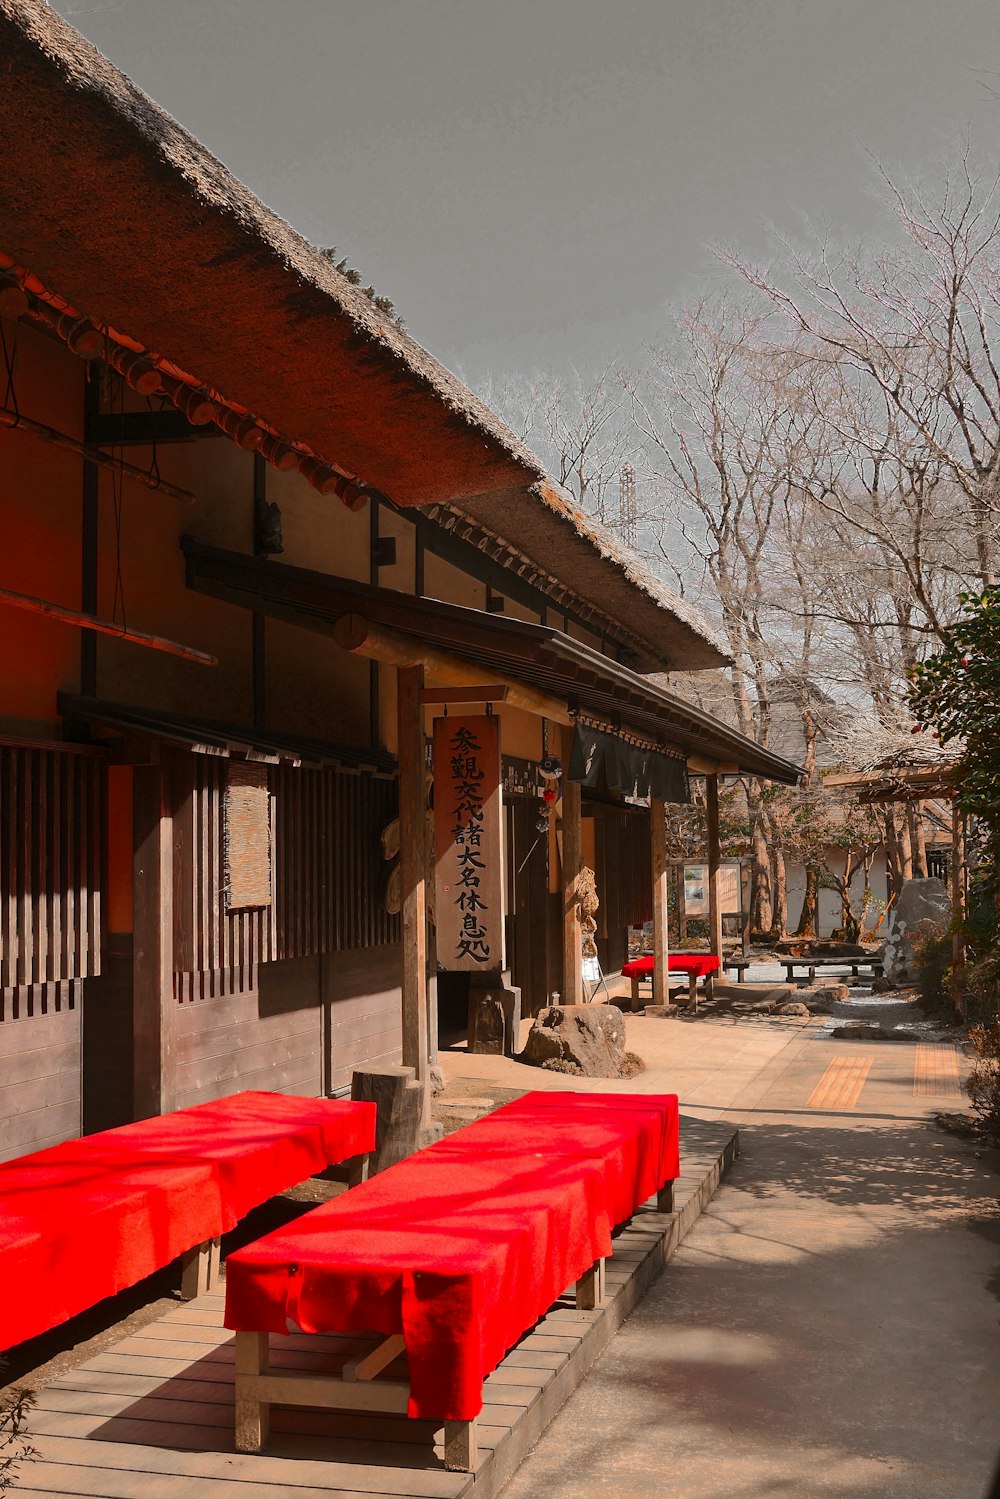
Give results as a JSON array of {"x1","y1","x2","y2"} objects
[{"x1": 0, "y1": 744, "x2": 103, "y2": 988}]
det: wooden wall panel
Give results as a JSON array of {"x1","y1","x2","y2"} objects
[
  {"x1": 171, "y1": 955, "x2": 322, "y2": 1111},
  {"x1": 0, "y1": 998, "x2": 82, "y2": 1160},
  {"x1": 322, "y1": 944, "x2": 403, "y2": 1097}
]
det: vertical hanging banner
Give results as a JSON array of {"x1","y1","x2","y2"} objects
[{"x1": 433, "y1": 714, "x2": 505, "y2": 971}]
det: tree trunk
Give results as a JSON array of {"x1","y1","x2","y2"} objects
[
  {"x1": 770, "y1": 845, "x2": 788, "y2": 939},
  {"x1": 795, "y1": 865, "x2": 819, "y2": 938},
  {"x1": 839, "y1": 856, "x2": 860, "y2": 941},
  {"x1": 908, "y1": 802, "x2": 928, "y2": 879},
  {"x1": 896, "y1": 809, "x2": 914, "y2": 882},
  {"x1": 748, "y1": 794, "x2": 772, "y2": 935}
]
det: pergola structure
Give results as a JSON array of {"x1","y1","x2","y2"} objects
[{"x1": 825, "y1": 762, "x2": 966, "y2": 1013}]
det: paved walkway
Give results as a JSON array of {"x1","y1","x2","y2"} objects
[{"x1": 439, "y1": 1006, "x2": 1000, "y2": 1499}]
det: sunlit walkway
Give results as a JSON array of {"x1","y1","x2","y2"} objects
[{"x1": 475, "y1": 1010, "x2": 999, "y2": 1499}]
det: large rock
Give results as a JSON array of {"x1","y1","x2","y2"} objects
[
  {"x1": 521, "y1": 1004, "x2": 626, "y2": 1078},
  {"x1": 883, "y1": 878, "x2": 951, "y2": 984}
]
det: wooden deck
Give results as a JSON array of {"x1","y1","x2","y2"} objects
[{"x1": 16, "y1": 1116, "x2": 738, "y2": 1499}]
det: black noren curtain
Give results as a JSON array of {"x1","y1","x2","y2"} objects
[{"x1": 568, "y1": 724, "x2": 689, "y2": 804}]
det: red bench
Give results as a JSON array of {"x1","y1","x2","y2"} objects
[
  {"x1": 621, "y1": 952, "x2": 721, "y2": 1010},
  {"x1": 0, "y1": 1090, "x2": 375, "y2": 1352},
  {"x1": 225, "y1": 1090, "x2": 679, "y2": 1471}
]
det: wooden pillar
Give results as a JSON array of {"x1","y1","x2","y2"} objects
[
  {"x1": 397, "y1": 666, "x2": 430, "y2": 1110},
  {"x1": 950, "y1": 798, "x2": 967, "y2": 1020},
  {"x1": 706, "y1": 774, "x2": 724, "y2": 960},
  {"x1": 650, "y1": 797, "x2": 670, "y2": 1008},
  {"x1": 132, "y1": 760, "x2": 173, "y2": 1119},
  {"x1": 561, "y1": 731, "x2": 583, "y2": 1006}
]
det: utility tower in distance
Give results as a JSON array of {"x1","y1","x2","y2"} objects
[{"x1": 618, "y1": 461, "x2": 637, "y2": 549}]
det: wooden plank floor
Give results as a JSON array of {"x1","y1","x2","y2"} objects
[{"x1": 18, "y1": 1117, "x2": 738, "y2": 1499}]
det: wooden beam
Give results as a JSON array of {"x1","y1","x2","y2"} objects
[
  {"x1": 706, "y1": 774, "x2": 723, "y2": 962},
  {"x1": 420, "y1": 685, "x2": 509, "y2": 705},
  {"x1": 650, "y1": 796, "x2": 670, "y2": 1008},
  {"x1": 0, "y1": 407, "x2": 196, "y2": 502},
  {"x1": 397, "y1": 666, "x2": 430, "y2": 1117},
  {"x1": 0, "y1": 585, "x2": 218, "y2": 665},
  {"x1": 342, "y1": 1334, "x2": 406, "y2": 1383},
  {"x1": 132, "y1": 761, "x2": 174, "y2": 1118},
  {"x1": 85, "y1": 408, "x2": 208, "y2": 446},
  {"x1": 334, "y1": 613, "x2": 573, "y2": 725},
  {"x1": 561, "y1": 728, "x2": 583, "y2": 1005}
]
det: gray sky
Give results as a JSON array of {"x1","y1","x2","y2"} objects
[{"x1": 53, "y1": 0, "x2": 1000, "y2": 383}]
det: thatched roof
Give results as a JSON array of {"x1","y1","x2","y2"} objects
[{"x1": 0, "y1": 0, "x2": 728, "y2": 671}]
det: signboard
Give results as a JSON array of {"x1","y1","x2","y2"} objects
[
  {"x1": 683, "y1": 862, "x2": 741, "y2": 916},
  {"x1": 433, "y1": 715, "x2": 505, "y2": 971},
  {"x1": 502, "y1": 755, "x2": 538, "y2": 799}
]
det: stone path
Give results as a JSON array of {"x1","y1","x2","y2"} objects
[{"x1": 441, "y1": 1001, "x2": 1000, "y2": 1499}]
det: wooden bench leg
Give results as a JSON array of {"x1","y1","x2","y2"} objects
[
  {"x1": 234, "y1": 1331, "x2": 271, "y2": 1453},
  {"x1": 575, "y1": 1257, "x2": 606, "y2": 1310},
  {"x1": 630, "y1": 976, "x2": 640, "y2": 1010},
  {"x1": 347, "y1": 1153, "x2": 370, "y2": 1188},
  {"x1": 688, "y1": 974, "x2": 698, "y2": 1013},
  {"x1": 180, "y1": 1235, "x2": 221, "y2": 1300},
  {"x1": 657, "y1": 1180, "x2": 674, "y2": 1213},
  {"x1": 704, "y1": 973, "x2": 714, "y2": 1001},
  {"x1": 444, "y1": 1418, "x2": 478, "y2": 1472}
]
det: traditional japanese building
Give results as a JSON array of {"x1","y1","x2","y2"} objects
[{"x1": 0, "y1": 0, "x2": 798, "y2": 1160}]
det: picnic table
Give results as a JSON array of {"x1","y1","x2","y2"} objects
[
  {"x1": 780, "y1": 954, "x2": 884, "y2": 986},
  {"x1": 225, "y1": 1090, "x2": 680, "y2": 1471},
  {"x1": 620, "y1": 952, "x2": 721, "y2": 1010},
  {"x1": 0, "y1": 1090, "x2": 375, "y2": 1352}
]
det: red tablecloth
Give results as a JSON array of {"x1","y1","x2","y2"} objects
[
  {"x1": 224, "y1": 1091, "x2": 679, "y2": 1422},
  {"x1": 0, "y1": 1091, "x2": 375, "y2": 1351},
  {"x1": 622, "y1": 953, "x2": 721, "y2": 979}
]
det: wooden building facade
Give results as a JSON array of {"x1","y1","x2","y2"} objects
[{"x1": 0, "y1": 0, "x2": 798, "y2": 1160}]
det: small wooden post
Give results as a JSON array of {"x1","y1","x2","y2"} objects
[
  {"x1": 706, "y1": 774, "x2": 723, "y2": 966},
  {"x1": 561, "y1": 734, "x2": 583, "y2": 1006},
  {"x1": 950, "y1": 798, "x2": 967, "y2": 1020},
  {"x1": 575, "y1": 1257, "x2": 606, "y2": 1310},
  {"x1": 397, "y1": 667, "x2": 430, "y2": 1116},
  {"x1": 179, "y1": 1236, "x2": 221, "y2": 1299},
  {"x1": 132, "y1": 760, "x2": 174, "y2": 1119},
  {"x1": 234, "y1": 1331, "x2": 271, "y2": 1452},
  {"x1": 444, "y1": 1419, "x2": 478, "y2": 1472},
  {"x1": 650, "y1": 797, "x2": 670, "y2": 1008}
]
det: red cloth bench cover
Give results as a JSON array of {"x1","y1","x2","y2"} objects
[
  {"x1": 621, "y1": 953, "x2": 721, "y2": 979},
  {"x1": 0, "y1": 1090, "x2": 375, "y2": 1351},
  {"x1": 224, "y1": 1090, "x2": 679, "y2": 1423}
]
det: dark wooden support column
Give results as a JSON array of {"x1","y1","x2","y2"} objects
[
  {"x1": 81, "y1": 373, "x2": 100, "y2": 697},
  {"x1": 650, "y1": 797, "x2": 670, "y2": 1008},
  {"x1": 950, "y1": 798, "x2": 967, "y2": 1020},
  {"x1": 561, "y1": 730, "x2": 583, "y2": 1005},
  {"x1": 251, "y1": 454, "x2": 267, "y2": 731},
  {"x1": 706, "y1": 774, "x2": 724, "y2": 964},
  {"x1": 132, "y1": 760, "x2": 174, "y2": 1119},
  {"x1": 397, "y1": 666, "x2": 430, "y2": 1114}
]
